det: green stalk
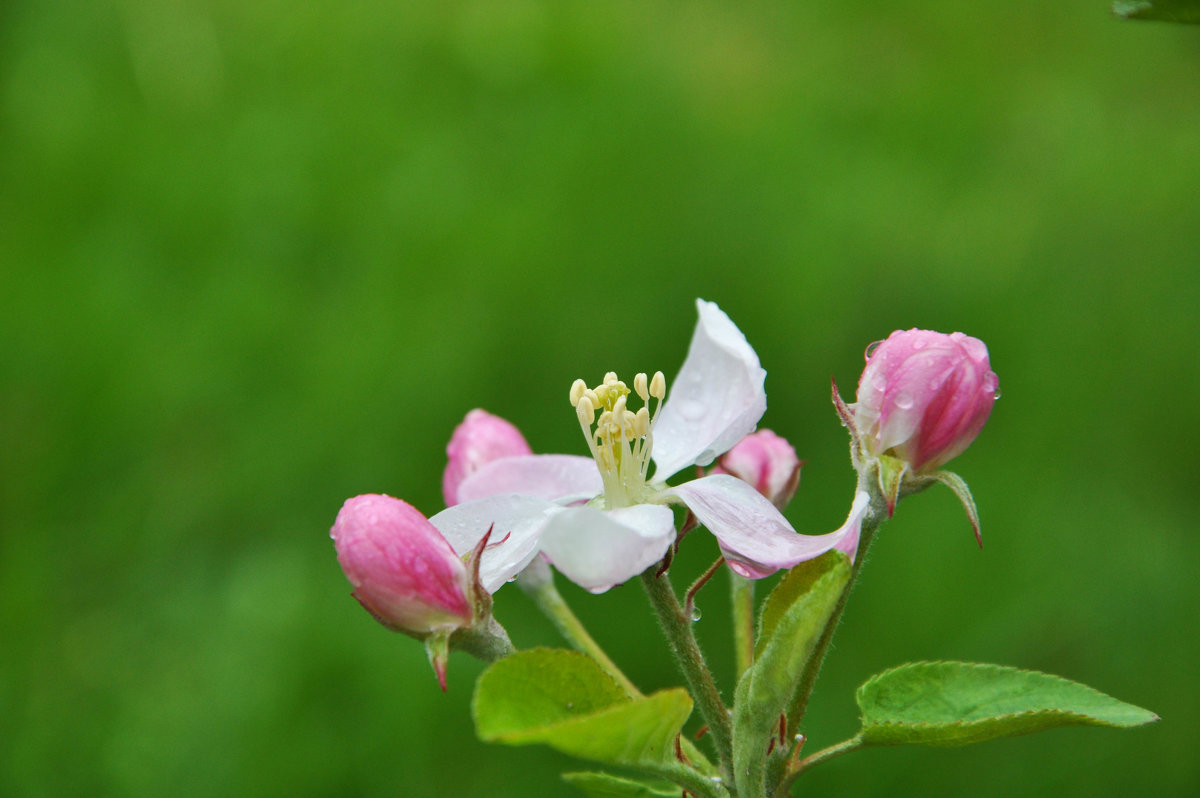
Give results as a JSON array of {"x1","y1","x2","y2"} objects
[
  {"x1": 772, "y1": 736, "x2": 865, "y2": 797},
  {"x1": 521, "y1": 561, "x2": 714, "y2": 773},
  {"x1": 730, "y1": 572, "x2": 755, "y2": 682},
  {"x1": 520, "y1": 568, "x2": 641, "y2": 697},
  {"x1": 641, "y1": 567, "x2": 734, "y2": 777}
]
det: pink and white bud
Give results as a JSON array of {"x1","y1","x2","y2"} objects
[
  {"x1": 711, "y1": 429, "x2": 802, "y2": 510},
  {"x1": 443, "y1": 409, "x2": 532, "y2": 506},
  {"x1": 854, "y1": 329, "x2": 998, "y2": 474},
  {"x1": 331, "y1": 494, "x2": 473, "y2": 636}
]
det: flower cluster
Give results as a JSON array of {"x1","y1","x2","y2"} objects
[{"x1": 330, "y1": 300, "x2": 996, "y2": 675}]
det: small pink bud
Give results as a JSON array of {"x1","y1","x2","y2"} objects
[
  {"x1": 443, "y1": 409, "x2": 532, "y2": 506},
  {"x1": 712, "y1": 429, "x2": 802, "y2": 509},
  {"x1": 854, "y1": 329, "x2": 998, "y2": 474},
  {"x1": 331, "y1": 494, "x2": 473, "y2": 635}
]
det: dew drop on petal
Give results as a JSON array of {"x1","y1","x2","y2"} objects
[
  {"x1": 864, "y1": 340, "x2": 883, "y2": 360},
  {"x1": 893, "y1": 391, "x2": 914, "y2": 410}
]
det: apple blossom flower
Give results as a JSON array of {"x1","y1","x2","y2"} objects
[
  {"x1": 711, "y1": 429, "x2": 802, "y2": 510},
  {"x1": 852, "y1": 329, "x2": 998, "y2": 474},
  {"x1": 428, "y1": 299, "x2": 859, "y2": 592},
  {"x1": 443, "y1": 409, "x2": 533, "y2": 506}
]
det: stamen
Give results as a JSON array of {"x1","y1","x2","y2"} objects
[
  {"x1": 634, "y1": 372, "x2": 649, "y2": 401},
  {"x1": 569, "y1": 379, "x2": 587, "y2": 407},
  {"x1": 570, "y1": 370, "x2": 664, "y2": 508},
  {"x1": 576, "y1": 395, "x2": 595, "y2": 425},
  {"x1": 650, "y1": 371, "x2": 666, "y2": 400}
]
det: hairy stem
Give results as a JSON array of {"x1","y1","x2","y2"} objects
[
  {"x1": 642, "y1": 566, "x2": 734, "y2": 777},
  {"x1": 772, "y1": 736, "x2": 865, "y2": 797}
]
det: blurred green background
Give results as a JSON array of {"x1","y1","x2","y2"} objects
[{"x1": 2, "y1": 0, "x2": 1197, "y2": 795}]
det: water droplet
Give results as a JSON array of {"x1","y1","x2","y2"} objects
[
  {"x1": 679, "y1": 399, "x2": 706, "y2": 421},
  {"x1": 710, "y1": 776, "x2": 724, "y2": 785},
  {"x1": 893, "y1": 391, "x2": 914, "y2": 410},
  {"x1": 912, "y1": 338, "x2": 927, "y2": 350},
  {"x1": 864, "y1": 340, "x2": 883, "y2": 360},
  {"x1": 871, "y1": 373, "x2": 887, "y2": 391},
  {"x1": 690, "y1": 605, "x2": 702, "y2": 622},
  {"x1": 993, "y1": 388, "x2": 1002, "y2": 400}
]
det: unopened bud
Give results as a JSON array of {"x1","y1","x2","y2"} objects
[
  {"x1": 854, "y1": 329, "x2": 998, "y2": 474},
  {"x1": 711, "y1": 429, "x2": 801, "y2": 510},
  {"x1": 443, "y1": 409, "x2": 532, "y2": 506},
  {"x1": 331, "y1": 494, "x2": 473, "y2": 636}
]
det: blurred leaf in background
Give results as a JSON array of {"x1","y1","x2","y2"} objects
[{"x1": 1, "y1": 0, "x2": 1196, "y2": 796}]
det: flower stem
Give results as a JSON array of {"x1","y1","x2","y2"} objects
[
  {"x1": 521, "y1": 559, "x2": 716, "y2": 773},
  {"x1": 772, "y1": 735, "x2": 865, "y2": 797},
  {"x1": 519, "y1": 561, "x2": 641, "y2": 698},
  {"x1": 730, "y1": 571, "x2": 755, "y2": 682},
  {"x1": 449, "y1": 616, "x2": 515, "y2": 662},
  {"x1": 641, "y1": 566, "x2": 734, "y2": 777},
  {"x1": 785, "y1": 491, "x2": 885, "y2": 733}
]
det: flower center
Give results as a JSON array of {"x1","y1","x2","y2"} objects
[{"x1": 569, "y1": 371, "x2": 667, "y2": 508}]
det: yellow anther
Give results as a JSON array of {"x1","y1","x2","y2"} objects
[
  {"x1": 612, "y1": 394, "x2": 627, "y2": 418},
  {"x1": 576, "y1": 394, "x2": 596, "y2": 425},
  {"x1": 570, "y1": 379, "x2": 587, "y2": 407},
  {"x1": 634, "y1": 372, "x2": 649, "y2": 401},
  {"x1": 604, "y1": 372, "x2": 619, "y2": 386},
  {"x1": 650, "y1": 371, "x2": 666, "y2": 400}
]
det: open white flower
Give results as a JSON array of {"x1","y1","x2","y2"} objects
[{"x1": 430, "y1": 299, "x2": 861, "y2": 593}]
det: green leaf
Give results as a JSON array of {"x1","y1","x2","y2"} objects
[
  {"x1": 473, "y1": 648, "x2": 693, "y2": 768},
  {"x1": 857, "y1": 661, "x2": 1159, "y2": 747},
  {"x1": 731, "y1": 551, "x2": 851, "y2": 797},
  {"x1": 754, "y1": 549, "x2": 851, "y2": 661},
  {"x1": 1113, "y1": 0, "x2": 1200, "y2": 23},
  {"x1": 563, "y1": 771, "x2": 684, "y2": 798}
]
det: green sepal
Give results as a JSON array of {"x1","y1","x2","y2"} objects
[
  {"x1": 856, "y1": 661, "x2": 1159, "y2": 747},
  {"x1": 424, "y1": 631, "x2": 451, "y2": 692},
  {"x1": 473, "y1": 648, "x2": 693, "y2": 770},
  {"x1": 732, "y1": 551, "x2": 851, "y2": 797},
  {"x1": 563, "y1": 772, "x2": 686, "y2": 798},
  {"x1": 1113, "y1": 0, "x2": 1200, "y2": 22}
]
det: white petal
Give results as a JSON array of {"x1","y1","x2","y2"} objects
[
  {"x1": 456, "y1": 454, "x2": 603, "y2": 504},
  {"x1": 537, "y1": 504, "x2": 676, "y2": 593},
  {"x1": 831, "y1": 490, "x2": 871, "y2": 562},
  {"x1": 651, "y1": 299, "x2": 767, "y2": 481},
  {"x1": 663, "y1": 475, "x2": 863, "y2": 578},
  {"x1": 430, "y1": 494, "x2": 554, "y2": 593}
]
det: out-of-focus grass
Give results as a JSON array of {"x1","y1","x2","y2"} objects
[{"x1": 1, "y1": 1, "x2": 1197, "y2": 796}]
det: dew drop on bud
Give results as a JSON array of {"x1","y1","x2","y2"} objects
[
  {"x1": 690, "y1": 606, "x2": 702, "y2": 622},
  {"x1": 893, "y1": 391, "x2": 914, "y2": 410},
  {"x1": 994, "y1": 388, "x2": 1003, "y2": 399},
  {"x1": 864, "y1": 340, "x2": 883, "y2": 360}
]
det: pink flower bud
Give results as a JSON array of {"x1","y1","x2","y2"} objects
[
  {"x1": 331, "y1": 494, "x2": 473, "y2": 635},
  {"x1": 711, "y1": 429, "x2": 801, "y2": 509},
  {"x1": 854, "y1": 329, "x2": 998, "y2": 473},
  {"x1": 443, "y1": 409, "x2": 533, "y2": 506}
]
